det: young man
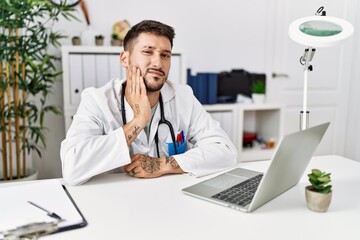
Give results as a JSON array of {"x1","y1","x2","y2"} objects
[{"x1": 60, "y1": 20, "x2": 237, "y2": 185}]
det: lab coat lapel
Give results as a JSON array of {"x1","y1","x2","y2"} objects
[
  {"x1": 148, "y1": 82, "x2": 175, "y2": 147},
  {"x1": 148, "y1": 105, "x2": 160, "y2": 147},
  {"x1": 118, "y1": 80, "x2": 134, "y2": 126}
]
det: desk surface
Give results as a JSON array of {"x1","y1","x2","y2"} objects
[{"x1": 34, "y1": 155, "x2": 360, "y2": 239}]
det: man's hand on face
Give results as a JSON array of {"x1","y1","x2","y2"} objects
[{"x1": 125, "y1": 66, "x2": 151, "y2": 128}]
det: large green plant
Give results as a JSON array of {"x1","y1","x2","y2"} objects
[{"x1": 0, "y1": 0, "x2": 75, "y2": 180}]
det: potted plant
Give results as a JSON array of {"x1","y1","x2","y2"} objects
[
  {"x1": 0, "y1": 0, "x2": 75, "y2": 181},
  {"x1": 95, "y1": 35, "x2": 104, "y2": 46},
  {"x1": 305, "y1": 169, "x2": 333, "y2": 212},
  {"x1": 251, "y1": 80, "x2": 266, "y2": 103},
  {"x1": 72, "y1": 36, "x2": 81, "y2": 46},
  {"x1": 110, "y1": 33, "x2": 122, "y2": 46}
]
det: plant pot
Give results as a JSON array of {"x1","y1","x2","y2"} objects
[
  {"x1": 252, "y1": 93, "x2": 266, "y2": 104},
  {"x1": 0, "y1": 168, "x2": 38, "y2": 183},
  {"x1": 72, "y1": 38, "x2": 81, "y2": 46},
  {"x1": 305, "y1": 186, "x2": 332, "y2": 212},
  {"x1": 95, "y1": 39, "x2": 104, "y2": 46},
  {"x1": 111, "y1": 39, "x2": 122, "y2": 46}
]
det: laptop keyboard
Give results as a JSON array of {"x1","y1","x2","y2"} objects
[{"x1": 211, "y1": 174, "x2": 263, "y2": 207}]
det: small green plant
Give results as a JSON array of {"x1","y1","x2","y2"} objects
[
  {"x1": 251, "y1": 80, "x2": 266, "y2": 94},
  {"x1": 111, "y1": 33, "x2": 119, "y2": 40},
  {"x1": 308, "y1": 169, "x2": 332, "y2": 193},
  {"x1": 95, "y1": 35, "x2": 104, "y2": 40}
]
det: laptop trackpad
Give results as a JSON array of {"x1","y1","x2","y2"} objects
[{"x1": 202, "y1": 174, "x2": 247, "y2": 190}]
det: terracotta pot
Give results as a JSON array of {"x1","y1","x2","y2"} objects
[{"x1": 305, "y1": 186, "x2": 332, "y2": 212}]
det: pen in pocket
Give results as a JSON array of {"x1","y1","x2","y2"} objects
[{"x1": 176, "y1": 130, "x2": 185, "y2": 146}]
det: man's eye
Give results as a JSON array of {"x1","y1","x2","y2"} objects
[
  {"x1": 161, "y1": 53, "x2": 171, "y2": 59},
  {"x1": 143, "y1": 51, "x2": 152, "y2": 55}
]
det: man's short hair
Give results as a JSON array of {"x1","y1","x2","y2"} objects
[{"x1": 123, "y1": 20, "x2": 175, "y2": 51}]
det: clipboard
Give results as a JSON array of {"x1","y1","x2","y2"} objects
[
  {"x1": 0, "y1": 179, "x2": 87, "y2": 238},
  {"x1": 58, "y1": 185, "x2": 87, "y2": 232}
]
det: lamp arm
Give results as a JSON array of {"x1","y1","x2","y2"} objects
[{"x1": 300, "y1": 47, "x2": 315, "y2": 130}]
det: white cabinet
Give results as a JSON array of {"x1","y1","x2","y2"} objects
[
  {"x1": 204, "y1": 104, "x2": 239, "y2": 145},
  {"x1": 62, "y1": 46, "x2": 186, "y2": 132},
  {"x1": 62, "y1": 46, "x2": 125, "y2": 108},
  {"x1": 204, "y1": 103, "x2": 282, "y2": 162}
]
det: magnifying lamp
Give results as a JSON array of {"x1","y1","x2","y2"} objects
[{"x1": 288, "y1": 6, "x2": 354, "y2": 130}]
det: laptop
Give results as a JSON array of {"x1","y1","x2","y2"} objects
[{"x1": 182, "y1": 122, "x2": 330, "y2": 212}]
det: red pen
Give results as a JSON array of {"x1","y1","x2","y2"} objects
[{"x1": 176, "y1": 133, "x2": 181, "y2": 146}]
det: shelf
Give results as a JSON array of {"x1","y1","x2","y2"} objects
[
  {"x1": 240, "y1": 148, "x2": 275, "y2": 161},
  {"x1": 62, "y1": 45, "x2": 123, "y2": 54},
  {"x1": 203, "y1": 103, "x2": 238, "y2": 111},
  {"x1": 203, "y1": 103, "x2": 282, "y2": 162},
  {"x1": 241, "y1": 140, "x2": 278, "y2": 161}
]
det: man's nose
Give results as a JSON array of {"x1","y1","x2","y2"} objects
[{"x1": 151, "y1": 53, "x2": 163, "y2": 68}]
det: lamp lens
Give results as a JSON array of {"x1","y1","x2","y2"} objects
[{"x1": 299, "y1": 20, "x2": 342, "y2": 37}]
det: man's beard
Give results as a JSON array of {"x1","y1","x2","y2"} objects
[{"x1": 143, "y1": 68, "x2": 167, "y2": 92}]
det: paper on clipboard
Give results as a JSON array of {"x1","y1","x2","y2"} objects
[{"x1": 0, "y1": 179, "x2": 87, "y2": 234}]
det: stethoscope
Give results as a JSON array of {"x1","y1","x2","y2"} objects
[{"x1": 121, "y1": 82, "x2": 178, "y2": 157}]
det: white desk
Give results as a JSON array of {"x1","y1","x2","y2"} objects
[{"x1": 34, "y1": 155, "x2": 360, "y2": 239}]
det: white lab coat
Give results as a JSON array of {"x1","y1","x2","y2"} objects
[{"x1": 60, "y1": 79, "x2": 237, "y2": 185}]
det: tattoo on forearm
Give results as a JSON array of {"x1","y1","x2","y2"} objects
[
  {"x1": 135, "y1": 104, "x2": 141, "y2": 115},
  {"x1": 127, "y1": 125, "x2": 140, "y2": 141},
  {"x1": 132, "y1": 125, "x2": 140, "y2": 135},
  {"x1": 166, "y1": 156, "x2": 180, "y2": 170},
  {"x1": 139, "y1": 155, "x2": 161, "y2": 173}
]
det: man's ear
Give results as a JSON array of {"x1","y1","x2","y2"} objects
[{"x1": 120, "y1": 51, "x2": 129, "y2": 68}]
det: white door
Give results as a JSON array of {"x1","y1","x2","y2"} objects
[{"x1": 265, "y1": 0, "x2": 356, "y2": 155}]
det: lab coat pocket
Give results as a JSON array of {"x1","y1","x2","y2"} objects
[{"x1": 167, "y1": 130, "x2": 186, "y2": 156}]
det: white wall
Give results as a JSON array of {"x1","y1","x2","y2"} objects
[
  {"x1": 344, "y1": 2, "x2": 360, "y2": 162},
  {"x1": 36, "y1": 0, "x2": 360, "y2": 179},
  {"x1": 55, "y1": 0, "x2": 272, "y2": 73}
]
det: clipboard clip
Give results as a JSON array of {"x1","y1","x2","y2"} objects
[{"x1": 1, "y1": 221, "x2": 58, "y2": 240}]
